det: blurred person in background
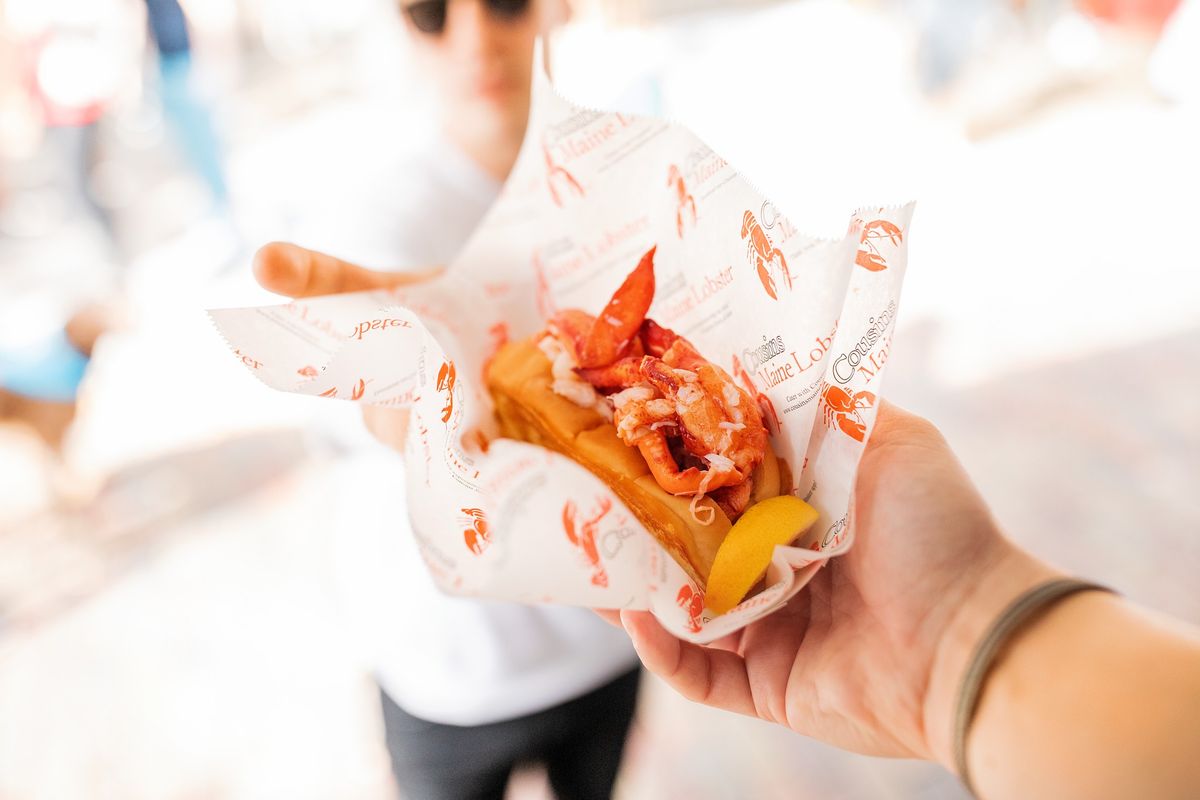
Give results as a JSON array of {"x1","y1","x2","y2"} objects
[
  {"x1": 1, "y1": 0, "x2": 231, "y2": 249},
  {"x1": 253, "y1": 2, "x2": 641, "y2": 799},
  {"x1": 3, "y1": 0, "x2": 138, "y2": 250},
  {"x1": 0, "y1": 0, "x2": 133, "y2": 496},
  {"x1": 0, "y1": 1, "x2": 228, "y2": 478}
]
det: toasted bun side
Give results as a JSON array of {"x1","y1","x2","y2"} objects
[
  {"x1": 486, "y1": 337, "x2": 781, "y2": 588},
  {"x1": 749, "y1": 435, "x2": 781, "y2": 506}
]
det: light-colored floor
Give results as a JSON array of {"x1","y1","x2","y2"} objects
[{"x1": 2, "y1": 3, "x2": 1198, "y2": 798}]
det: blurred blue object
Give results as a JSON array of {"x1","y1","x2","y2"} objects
[
  {"x1": 0, "y1": 329, "x2": 89, "y2": 403},
  {"x1": 903, "y1": 0, "x2": 1011, "y2": 91},
  {"x1": 157, "y1": 51, "x2": 230, "y2": 206},
  {"x1": 146, "y1": 0, "x2": 230, "y2": 207},
  {"x1": 145, "y1": 0, "x2": 191, "y2": 56}
]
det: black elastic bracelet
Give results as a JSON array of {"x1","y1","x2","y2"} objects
[{"x1": 953, "y1": 578, "x2": 1115, "y2": 796}]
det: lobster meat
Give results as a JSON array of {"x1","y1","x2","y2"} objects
[{"x1": 543, "y1": 247, "x2": 768, "y2": 521}]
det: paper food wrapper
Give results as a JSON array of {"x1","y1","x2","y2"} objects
[{"x1": 210, "y1": 61, "x2": 913, "y2": 644}]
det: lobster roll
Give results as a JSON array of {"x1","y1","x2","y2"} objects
[{"x1": 485, "y1": 246, "x2": 800, "y2": 592}]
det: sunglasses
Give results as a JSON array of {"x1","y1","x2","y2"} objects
[{"x1": 401, "y1": 0, "x2": 531, "y2": 36}]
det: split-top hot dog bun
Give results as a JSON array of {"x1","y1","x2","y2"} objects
[
  {"x1": 485, "y1": 246, "x2": 805, "y2": 595},
  {"x1": 488, "y1": 336, "x2": 787, "y2": 586}
]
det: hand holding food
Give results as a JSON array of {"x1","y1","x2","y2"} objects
[
  {"x1": 215, "y1": 73, "x2": 914, "y2": 639},
  {"x1": 620, "y1": 402, "x2": 1060, "y2": 761},
  {"x1": 252, "y1": 242, "x2": 443, "y2": 453}
]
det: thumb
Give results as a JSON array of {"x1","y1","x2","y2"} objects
[
  {"x1": 869, "y1": 399, "x2": 945, "y2": 451},
  {"x1": 253, "y1": 242, "x2": 442, "y2": 299}
]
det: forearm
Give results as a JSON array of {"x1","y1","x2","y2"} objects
[
  {"x1": 969, "y1": 591, "x2": 1200, "y2": 799},
  {"x1": 922, "y1": 543, "x2": 1061, "y2": 766}
]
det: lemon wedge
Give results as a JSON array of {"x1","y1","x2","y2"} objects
[{"x1": 705, "y1": 496, "x2": 820, "y2": 615}]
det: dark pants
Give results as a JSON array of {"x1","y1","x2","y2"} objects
[{"x1": 379, "y1": 668, "x2": 641, "y2": 800}]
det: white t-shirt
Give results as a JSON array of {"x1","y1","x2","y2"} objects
[{"x1": 302, "y1": 131, "x2": 639, "y2": 726}]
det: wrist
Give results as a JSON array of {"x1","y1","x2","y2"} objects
[{"x1": 921, "y1": 541, "x2": 1060, "y2": 769}]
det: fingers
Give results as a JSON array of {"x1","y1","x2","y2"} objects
[
  {"x1": 872, "y1": 398, "x2": 915, "y2": 432},
  {"x1": 253, "y1": 242, "x2": 442, "y2": 298},
  {"x1": 871, "y1": 399, "x2": 944, "y2": 450},
  {"x1": 594, "y1": 609, "x2": 623, "y2": 627},
  {"x1": 361, "y1": 406, "x2": 410, "y2": 454},
  {"x1": 707, "y1": 631, "x2": 745, "y2": 654},
  {"x1": 620, "y1": 610, "x2": 757, "y2": 717}
]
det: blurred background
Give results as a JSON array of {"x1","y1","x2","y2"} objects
[{"x1": 1, "y1": 0, "x2": 1197, "y2": 797}]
